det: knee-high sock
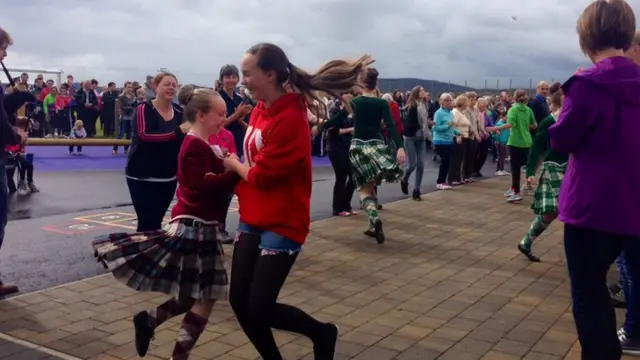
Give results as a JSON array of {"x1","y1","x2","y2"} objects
[
  {"x1": 171, "y1": 311, "x2": 208, "y2": 360},
  {"x1": 361, "y1": 196, "x2": 379, "y2": 227},
  {"x1": 149, "y1": 297, "x2": 194, "y2": 329},
  {"x1": 520, "y1": 215, "x2": 551, "y2": 250}
]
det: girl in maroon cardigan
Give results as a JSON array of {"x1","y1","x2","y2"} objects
[{"x1": 92, "y1": 88, "x2": 237, "y2": 360}]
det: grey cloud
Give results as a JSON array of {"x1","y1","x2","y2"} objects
[{"x1": 1, "y1": 0, "x2": 638, "y2": 88}]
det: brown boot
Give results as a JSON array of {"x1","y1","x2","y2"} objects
[{"x1": 0, "y1": 283, "x2": 18, "y2": 296}]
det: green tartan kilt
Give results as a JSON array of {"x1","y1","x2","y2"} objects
[
  {"x1": 532, "y1": 162, "x2": 567, "y2": 215},
  {"x1": 349, "y1": 139, "x2": 402, "y2": 188}
]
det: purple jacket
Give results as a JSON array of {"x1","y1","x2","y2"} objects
[{"x1": 549, "y1": 57, "x2": 640, "y2": 236}]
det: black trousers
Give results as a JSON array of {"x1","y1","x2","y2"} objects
[
  {"x1": 127, "y1": 178, "x2": 177, "y2": 231},
  {"x1": 462, "y1": 138, "x2": 475, "y2": 180},
  {"x1": 434, "y1": 144, "x2": 452, "y2": 184},
  {"x1": 448, "y1": 141, "x2": 465, "y2": 182},
  {"x1": 15, "y1": 156, "x2": 33, "y2": 182},
  {"x1": 508, "y1": 146, "x2": 529, "y2": 193},
  {"x1": 328, "y1": 150, "x2": 355, "y2": 213},
  {"x1": 474, "y1": 138, "x2": 490, "y2": 175},
  {"x1": 229, "y1": 233, "x2": 325, "y2": 360}
]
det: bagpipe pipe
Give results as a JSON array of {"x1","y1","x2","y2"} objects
[{"x1": 1, "y1": 61, "x2": 37, "y2": 133}]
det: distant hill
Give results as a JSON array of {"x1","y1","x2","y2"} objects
[{"x1": 378, "y1": 78, "x2": 474, "y2": 95}]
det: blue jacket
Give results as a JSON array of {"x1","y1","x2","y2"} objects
[{"x1": 432, "y1": 108, "x2": 459, "y2": 145}]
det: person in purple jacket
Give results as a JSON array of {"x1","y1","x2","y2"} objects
[{"x1": 548, "y1": 1, "x2": 640, "y2": 358}]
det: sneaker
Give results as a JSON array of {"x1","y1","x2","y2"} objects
[
  {"x1": 437, "y1": 183, "x2": 452, "y2": 190},
  {"x1": 335, "y1": 211, "x2": 351, "y2": 217},
  {"x1": 27, "y1": 182, "x2": 40, "y2": 193},
  {"x1": 502, "y1": 171, "x2": 511, "y2": 176},
  {"x1": 412, "y1": 189, "x2": 422, "y2": 201},
  {"x1": 504, "y1": 189, "x2": 514, "y2": 197},
  {"x1": 507, "y1": 193, "x2": 523, "y2": 202},
  {"x1": 400, "y1": 180, "x2": 409, "y2": 195},
  {"x1": 133, "y1": 311, "x2": 155, "y2": 357},
  {"x1": 452, "y1": 181, "x2": 461, "y2": 186},
  {"x1": 17, "y1": 181, "x2": 28, "y2": 195},
  {"x1": 495, "y1": 171, "x2": 504, "y2": 176},
  {"x1": 619, "y1": 328, "x2": 640, "y2": 356},
  {"x1": 348, "y1": 210, "x2": 358, "y2": 215},
  {"x1": 112, "y1": 150, "x2": 119, "y2": 156},
  {"x1": 313, "y1": 323, "x2": 339, "y2": 360}
]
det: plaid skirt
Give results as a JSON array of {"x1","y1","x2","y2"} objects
[
  {"x1": 91, "y1": 217, "x2": 228, "y2": 301},
  {"x1": 532, "y1": 161, "x2": 567, "y2": 215},
  {"x1": 349, "y1": 138, "x2": 402, "y2": 187}
]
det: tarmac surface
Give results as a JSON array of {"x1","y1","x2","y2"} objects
[{"x1": 1, "y1": 147, "x2": 461, "y2": 296}]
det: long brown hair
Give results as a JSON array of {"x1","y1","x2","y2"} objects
[
  {"x1": 246, "y1": 43, "x2": 374, "y2": 116},
  {"x1": 405, "y1": 86, "x2": 423, "y2": 109}
]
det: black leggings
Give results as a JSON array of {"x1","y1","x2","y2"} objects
[
  {"x1": 229, "y1": 233, "x2": 325, "y2": 360},
  {"x1": 127, "y1": 178, "x2": 177, "y2": 232},
  {"x1": 509, "y1": 146, "x2": 529, "y2": 193},
  {"x1": 15, "y1": 156, "x2": 33, "y2": 182}
]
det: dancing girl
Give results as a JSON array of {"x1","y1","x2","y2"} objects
[
  {"x1": 318, "y1": 68, "x2": 406, "y2": 244},
  {"x1": 515, "y1": 82, "x2": 567, "y2": 262},
  {"x1": 92, "y1": 88, "x2": 236, "y2": 360},
  {"x1": 222, "y1": 42, "x2": 372, "y2": 360}
]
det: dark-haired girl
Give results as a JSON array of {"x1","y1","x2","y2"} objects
[
  {"x1": 126, "y1": 72, "x2": 190, "y2": 232},
  {"x1": 515, "y1": 83, "x2": 567, "y2": 262},
  {"x1": 93, "y1": 88, "x2": 235, "y2": 360},
  {"x1": 319, "y1": 68, "x2": 406, "y2": 244},
  {"x1": 223, "y1": 42, "x2": 372, "y2": 360}
]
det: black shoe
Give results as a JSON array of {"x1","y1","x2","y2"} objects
[
  {"x1": 400, "y1": 180, "x2": 408, "y2": 195},
  {"x1": 610, "y1": 288, "x2": 627, "y2": 309},
  {"x1": 313, "y1": 323, "x2": 339, "y2": 360},
  {"x1": 412, "y1": 189, "x2": 422, "y2": 201},
  {"x1": 377, "y1": 204, "x2": 383, "y2": 210},
  {"x1": 133, "y1": 311, "x2": 155, "y2": 357},
  {"x1": 517, "y1": 244, "x2": 540, "y2": 262},
  {"x1": 364, "y1": 219, "x2": 385, "y2": 244}
]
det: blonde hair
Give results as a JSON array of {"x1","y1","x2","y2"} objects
[
  {"x1": 454, "y1": 95, "x2": 469, "y2": 108},
  {"x1": 381, "y1": 93, "x2": 393, "y2": 102},
  {"x1": 405, "y1": 86, "x2": 423, "y2": 109},
  {"x1": 464, "y1": 91, "x2": 478, "y2": 100},
  {"x1": 475, "y1": 97, "x2": 488, "y2": 109},
  {"x1": 74, "y1": 120, "x2": 84, "y2": 128},
  {"x1": 577, "y1": 0, "x2": 636, "y2": 54}
]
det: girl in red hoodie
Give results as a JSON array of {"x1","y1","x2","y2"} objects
[{"x1": 222, "y1": 42, "x2": 373, "y2": 360}]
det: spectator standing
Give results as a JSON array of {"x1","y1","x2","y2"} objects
[
  {"x1": 144, "y1": 75, "x2": 156, "y2": 100},
  {"x1": 0, "y1": 26, "x2": 22, "y2": 295},
  {"x1": 218, "y1": 64, "x2": 252, "y2": 159},
  {"x1": 101, "y1": 82, "x2": 118, "y2": 136},
  {"x1": 113, "y1": 83, "x2": 135, "y2": 155},
  {"x1": 75, "y1": 80, "x2": 99, "y2": 137}
]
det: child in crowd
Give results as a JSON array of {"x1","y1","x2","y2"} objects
[
  {"x1": 54, "y1": 84, "x2": 73, "y2": 137},
  {"x1": 208, "y1": 122, "x2": 236, "y2": 244},
  {"x1": 492, "y1": 107, "x2": 510, "y2": 176},
  {"x1": 5, "y1": 128, "x2": 39, "y2": 194},
  {"x1": 42, "y1": 86, "x2": 58, "y2": 136},
  {"x1": 69, "y1": 120, "x2": 87, "y2": 155},
  {"x1": 135, "y1": 88, "x2": 147, "y2": 104}
]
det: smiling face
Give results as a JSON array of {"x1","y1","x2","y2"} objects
[
  {"x1": 199, "y1": 95, "x2": 227, "y2": 136},
  {"x1": 241, "y1": 53, "x2": 276, "y2": 103}
]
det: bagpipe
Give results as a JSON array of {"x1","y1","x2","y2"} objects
[{"x1": 1, "y1": 61, "x2": 37, "y2": 133}]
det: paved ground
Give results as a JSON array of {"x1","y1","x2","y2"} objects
[
  {"x1": 2, "y1": 156, "x2": 451, "y2": 294},
  {"x1": 0, "y1": 176, "x2": 631, "y2": 359}
]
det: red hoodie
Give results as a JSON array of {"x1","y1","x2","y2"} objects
[
  {"x1": 383, "y1": 101, "x2": 403, "y2": 137},
  {"x1": 55, "y1": 95, "x2": 72, "y2": 110},
  {"x1": 236, "y1": 93, "x2": 311, "y2": 244}
]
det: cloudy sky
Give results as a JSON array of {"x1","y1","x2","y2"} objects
[{"x1": 1, "y1": 0, "x2": 636, "y2": 89}]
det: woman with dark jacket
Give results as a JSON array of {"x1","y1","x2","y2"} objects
[
  {"x1": 400, "y1": 86, "x2": 427, "y2": 200},
  {"x1": 326, "y1": 93, "x2": 356, "y2": 217}
]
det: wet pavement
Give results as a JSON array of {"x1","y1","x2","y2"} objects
[{"x1": 1, "y1": 154, "x2": 454, "y2": 296}]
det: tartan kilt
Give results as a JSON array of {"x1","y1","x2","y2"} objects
[
  {"x1": 532, "y1": 161, "x2": 567, "y2": 215},
  {"x1": 91, "y1": 218, "x2": 228, "y2": 301},
  {"x1": 349, "y1": 138, "x2": 402, "y2": 187}
]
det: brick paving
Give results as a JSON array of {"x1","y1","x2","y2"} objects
[{"x1": 0, "y1": 177, "x2": 631, "y2": 359}]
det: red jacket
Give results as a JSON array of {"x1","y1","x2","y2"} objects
[
  {"x1": 55, "y1": 95, "x2": 72, "y2": 110},
  {"x1": 171, "y1": 134, "x2": 238, "y2": 222},
  {"x1": 383, "y1": 101, "x2": 403, "y2": 137},
  {"x1": 236, "y1": 93, "x2": 312, "y2": 244}
]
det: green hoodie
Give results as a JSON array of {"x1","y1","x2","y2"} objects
[{"x1": 506, "y1": 103, "x2": 536, "y2": 148}]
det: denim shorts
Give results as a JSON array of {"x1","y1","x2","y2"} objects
[{"x1": 237, "y1": 222, "x2": 301, "y2": 255}]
